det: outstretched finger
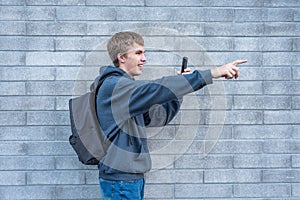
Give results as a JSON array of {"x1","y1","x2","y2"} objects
[{"x1": 232, "y1": 59, "x2": 247, "y2": 65}]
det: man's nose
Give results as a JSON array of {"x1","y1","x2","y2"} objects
[{"x1": 141, "y1": 54, "x2": 147, "y2": 62}]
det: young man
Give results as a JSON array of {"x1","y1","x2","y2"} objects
[{"x1": 96, "y1": 31, "x2": 247, "y2": 199}]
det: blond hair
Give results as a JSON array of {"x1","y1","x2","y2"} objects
[{"x1": 107, "y1": 32, "x2": 144, "y2": 67}]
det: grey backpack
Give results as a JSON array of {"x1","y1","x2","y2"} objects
[{"x1": 68, "y1": 74, "x2": 112, "y2": 165}]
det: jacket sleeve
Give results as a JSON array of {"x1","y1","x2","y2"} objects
[
  {"x1": 110, "y1": 70, "x2": 212, "y2": 123},
  {"x1": 143, "y1": 98, "x2": 182, "y2": 127}
]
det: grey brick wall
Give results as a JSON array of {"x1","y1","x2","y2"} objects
[{"x1": 0, "y1": 0, "x2": 299, "y2": 199}]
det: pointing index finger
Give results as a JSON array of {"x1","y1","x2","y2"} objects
[{"x1": 232, "y1": 59, "x2": 247, "y2": 65}]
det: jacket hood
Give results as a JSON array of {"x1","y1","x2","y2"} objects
[{"x1": 90, "y1": 66, "x2": 129, "y2": 91}]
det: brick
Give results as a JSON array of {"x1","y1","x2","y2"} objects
[
  {"x1": 0, "y1": 171, "x2": 25, "y2": 185},
  {"x1": 84, "y1": 50, "x2": 113, "y2": 66},
  {"x1": 147, "y1": 169, "x2": 203, "y2": 184},
  {"x1": 205, "y1": 0, "x2": 263, "y2": 7},
  {"x1": 292, "y1": 96, "x2": 300, "y2": 109},
  {"x1": 265, "y1": 8, "x2": 294, "y2": 22},
  {"x1": 294, "y1": 52, "x2": 300, "y2": 65},
  {"x1": 208, "y1": 140, "x2": 263, "y2": 154},
  {"x1": 262, "y1": 169, "x2": 300, "y2": 183},
  {"x1": 27, "y1": 111, "x2": 70, "y2": 125},
  {"x1": 0, "y1": 6, "x2": 55, "y2": 20},
  {"x1": 263, "y1": 37, "x2": 293, "y2": 51},
  {"x1": 264, "y1": 0, "x2": 300, "y2": 7},
  {"x1": 0, "y1": 22, "x2": 26, "y2": 35},
  {"x1": 223, "y1": 110, "x2": 263, "y2": 125},
  {"x1": 292, "y1": 155, "x2": 300, "y2": 167},
  {"x1": 235, "y1": 9, "x2": 264, "y2": 22},
  {"x1": 234, "y1": 184, "x2": 290, "y2": 198},
  {"x1": 26, "y1": 52, "x2": 84, "y2": 65},
  {"x1": 146, "y1": 126, "x2": 176, "y2": 141},
  {"x1": 264, "y1": 81, "x2": 299, "y2": 95},
  {"x1": 116, "y1": 7, "x2": 173, "y2": 21},
  {"x1": 0, "y1": 111, "x2": 25, "y2": 126},
  {"x1": 145, "y1": 184, "x2": 174, "y2": 199},
  {"x1": 0, "y1": 156, "x2": 55, "y2": 170},
  {"x1": 0, "y1": 67, "x2": 55, "y2": 81},
  {"x1": 294, "y1": 38, "x2": 300, "y2": 51},
  {"x1": 175, "y1": 184, "x2": 232, "y2": 198},
  {"x1": 168, "y1": 125, "x2": 231, "y2": 141},
  {"x1": 56, "y1": 66, "x2": 100, "y2": 81},
  {"x1": 146, "y1": 0, "x2": 204, "y2": 6},
  {"x1": 27, "y1": 22, "x2": 86, "y2": 35},
  {"x1": 0, "y1": 0, "x2": 25, "y2": 5},
  {"x1": 26, "y1": 81, "x2": 87, "y2": 96},
  {"x1": 238, "y1": 67, "x2": 264, "y2": 81},
  {"x1": 0, "y1": 82, "x2": 25, "y2": 95},
  {"x1": 56, "y1": 7, "x2": 116, "y2": 21},
  {"x1": 57, "y1": 0, "x2": 86, "y2": 5},
  {"x1": 0, "y1": 6, "x2": 24, "y2": 20},
  {"x1": 25, "y1": 7, "x2": 55, "y2": 20},
  {"x1": 204, "y1": 52, "x2": 262, "y2": 65},
  {"x1": 263, "y1": 140, "x2": 300, "y2": 153},
  {"x1": 212, "y1": 81, "x2": 263, "y2": 95},
  {"x1": 175, "y1": 155, "x2": 233, "y2": 169},
  {"x1": 262, "y1": 67, "x2": 291, "y2": 80},
  {"x1": 0, "y1": 126, "x2": 55, "y2": 141},
  {"x1": 233, "y1": 96, "x2": 291, "y2": 110},
  {"x1": 235, "y1": 21, "x2": 264, "y2": 37},
  {"x1": 234, "y1": 37, "x2": 261, "y2": 51},
  {"x1": 0, "y1": 186, "x2": 56, "y2": 200},
  {"x1": 181, "y1": 95, "x2": 232, "y2": 110},
  {"x1": 175, "y1": 110, "x2": 206, "y2": 125},
  {"x1": 234, "y1": 154, "x2": 291, "y2": 168},
  {"x1": 55, "y1": 126, "x2": 72, "y2": 141},
  {"x1": 293, "y1": 125, "x2": 300, "y2": 139},
  {"x1": 293, "y1": 184, "x2": 300, "y2": 197},
  {"x1": 0, "y1": 37, "x2": 54, "y2": 50},
  {"x1": 0, "y1": 52, "x2": 25, "y2": 65},
  {"x1": 204, "y1": 169, "x2": 261, "y2": 183},
  {"x1": 55, "y1": 36, "x2": 107, "y2": 51},
  {"x1": 56, "y1": 96, "x2": 71, "y2": 110},
  {"x1": 87, "y1": 0, "x2": 144, "y2": 6},
  {"x1": 263, "y1": 52, "x2": 296, "y2": 65},
  {"x1": 55, "y1": 156, "x2": 94, "y2": 170},
  {"x1": 85, "y1": 170, "x2": 99, "y2": 184},
  {"x1": 295, "y1": 9, "x2": 300, "y2": 22},
  {"x1": 0, "y1": 142, "x2": 27, "y2": 155},
  {"x1": 0, "y1": 96, "x2": 55, "y2": 110},
  {"x1": 233, "y1": 125, "x2": 292, "y2": 139},
  {"x1": 293, "y1": 66, "x2": 300, "y2": 80},
  {"x1": 87, "y1": 22, "x2": 205, "y2": 36},
  {"x1": 26, "y1": 0, "x2": 85, "y2": 5},
  {"x1": 264, "y1": 22, "x2": 299, "y2": 36},
  {"x1": 144, "y1": 36, "x2": 232, "y2": 52},
  {"x1": 26, "y1": 0, "x2": 56, "y2": 5},
  {"x1": 197, "y1": 125, "x2": 232, "y2": 140},
  {"x1": 194, "y1": 37, "x2": 233, "y2": 51},
  {"x1": 55, "y1": 185, "x2": 101, "y2": 199},
  {"x1": 27, "y1": 171, "x2": 85, "y2": 185},
  {"x1": 26, "y1": 141, "x2": 73, "y2": 156},
  {"x1": 264, "y1": 110, "x2": 300, "y2": 124}
]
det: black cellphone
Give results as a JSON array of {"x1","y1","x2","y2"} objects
[{"x1": 181, "y1": 57, "x2": 188, "y2": 73}]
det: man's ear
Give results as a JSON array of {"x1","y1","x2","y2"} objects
[{"x1": 117, "y1": 53, "x2": 125, "y2": 64}]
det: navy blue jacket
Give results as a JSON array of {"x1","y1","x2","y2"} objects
[{"x1": 96, "y1": 66, "x2": 212, "y2": 181}]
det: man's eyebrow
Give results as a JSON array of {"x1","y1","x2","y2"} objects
[{"x1": 135, "y1": 49, "x2": 145, "y2": 53}]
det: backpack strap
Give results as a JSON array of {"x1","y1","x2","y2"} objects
[{"x1": 90, "y1": 73, "x2": 117, "y2": 92}]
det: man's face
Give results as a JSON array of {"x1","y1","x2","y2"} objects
[{"x1": 119, "y1": 43, "x2": 147, "y2": 77}]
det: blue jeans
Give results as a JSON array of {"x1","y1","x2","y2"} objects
[{"x1": 99, "y1": 178, "x2": 145, "y2": 200}]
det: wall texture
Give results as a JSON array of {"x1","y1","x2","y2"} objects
[{"x1": 0, "y1": 0, "x2": 300, "y2": 199}]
